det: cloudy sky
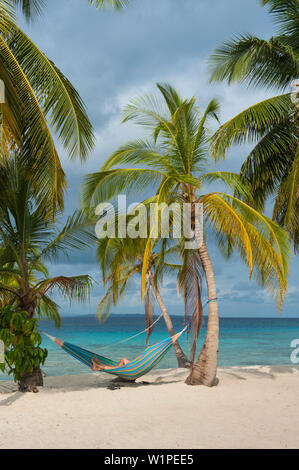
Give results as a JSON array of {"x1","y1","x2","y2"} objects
[{"x1": 20, "y1": 0, "x2": 298, "y2": 317}]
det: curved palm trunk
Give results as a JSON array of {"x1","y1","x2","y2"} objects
[
  {"x1": 18, "y1": 367, "x2": 43, "y2": 390},
  {"x1": 186, "y1": 239, "x2": 219, "y2": 386},
  {"x1": 147, "y1": 270, "x2": 190, "y2": 368}
]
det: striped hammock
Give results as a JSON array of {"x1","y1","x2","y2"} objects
[{"x1": 43, "y1": 329, "x2": 186, "y2": 381}]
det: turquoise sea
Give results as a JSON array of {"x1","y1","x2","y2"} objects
[{"x1": 1, "y1": 314, "x2": 299, "y2": 380}]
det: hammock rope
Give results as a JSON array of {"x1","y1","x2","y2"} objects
[
  {"x1": 42, "y1": 326, "x2": 188, "y2": 381},
  {"x1": 41, "y1": 297, "x2": 217, "y2": 352},
  {"x1": 90, "y1": 312, "x2": 164, "y2": 351},
  {"x1": 41, "y1": 297, "x2": 219, "y2": 381}
]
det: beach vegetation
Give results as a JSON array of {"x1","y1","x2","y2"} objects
[
  {"x1": 0, "y1": 305, "x2": 48, "y2": 391},
  {"x1": 0, "y1": 154, "x2": 96, "y2": 389},
  {"x1": 0, "y1": 0, "x2": 96, "y2": 218}
]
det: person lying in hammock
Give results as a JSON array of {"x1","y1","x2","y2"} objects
[
  {"x1": 91, "y1": 356, "x2": 130, "y2": 371},
  {"x1": 90, "y1": 332, "x2": 181, "y2": 371}
]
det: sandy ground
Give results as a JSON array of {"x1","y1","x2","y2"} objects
[{"x1": 0, "y1": 365, "x2": 299, "y2": 449}]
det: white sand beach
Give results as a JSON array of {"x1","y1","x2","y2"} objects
[{"x1": 0, "y1": 365, "x2": 299, "y2": 449}]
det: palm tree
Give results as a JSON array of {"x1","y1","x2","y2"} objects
[
  {"x1": 97, "y1": 235, "x2": 190, "y2": 367},
  {"x1": 0, "y1": 154, "x2": 96, "y2": 387},
  {"x1": 0, "y1": 0, "x2": 128, "y2": 216},
  {"x1": 83, "y1": 83, "x2": 290, "y2": 386},
  {"x1": 0, "y1": 0, "x2": 97, "y2": 215},
  {"x1": 209, "y1": 0, "x2": 299, "y2": 251}
]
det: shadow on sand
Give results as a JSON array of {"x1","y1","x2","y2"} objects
[
  {"x1": 0, "y1": 367, "x2": 189, "y2": 396},
  {"x1": 0, "y1": 391, "x2": 24, "y2": 407},
  {"x1": 1, "y1": 365, "x2": 298, "y2": 399},
  {"x1": 222, "y1": 364, "x2": 299, "y2": 381}
]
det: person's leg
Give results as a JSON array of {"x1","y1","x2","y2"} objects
[
  {"x1": 91, "y1": 356, "x2": 112, "y2": 371},
  {"x1": 91, "y1": 356, "x2": 130, "y2": 371},
  {"x1": 91, "y1": 356, "x2": 104, "y2": 370},
  {"x1": 118, "y1": 357, "x2": 130, "y2": 367}
]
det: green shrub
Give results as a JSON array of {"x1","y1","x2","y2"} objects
[{"x1": 0, "y1": 306, "x2": 48, "y2": 382}]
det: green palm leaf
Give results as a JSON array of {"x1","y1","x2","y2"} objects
[
  {"x1": 11, "y1": 0, "x2": 45, "y2": 20},
  {"x1": 239, "y1": 122, "x2": 295, "y2": 208},
  {"x1": 33, "y1": 275, "x2": 93, "y2": 303},
  {"x1": 37, "y1": 295, "x2": 61, "y2": 328},
  {"x1": 209, "y1": 0, "x2": 298, "y2": 250},
  {"x1": 8, "y1": 24, "x2": 95, "y2": 160},
  {"x1": 273, "y1": 146, "x2": 299, "y2": 250},
  {"x1": 35, "y1": 209, "x2": 97, "y2": 264},
  {"x1": 261, "y1": 0, "x2": 299, "y2": 51},
  {"x1": 82, "y1": 168, "x2": 165, "y2": 210},
  {"x1": 199, "y1": 171, "x2": 253, "y2": 201},
  {"x1": 209, "y1": 35, "x2": 299, "y2": 90},
  {"x1": 210, "y1": 94, "x2": 293, "y2": 160},
  {"x1": 89, "y1": 0, "x2": 129, "y2": 10}
]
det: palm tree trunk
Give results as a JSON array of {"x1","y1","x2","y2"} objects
[
  {"x1": 18, "y1": 368, "x2": 43, "y2": 392},
  {"x1": 186, "y1": 239, "x2": 219, "y2": 386},
  {"x1": 16, "y1": 299, "x2": 44, "y2": 391},
  {"x1": 147, "y1": 269, "x2": 190, "y2": 368}
]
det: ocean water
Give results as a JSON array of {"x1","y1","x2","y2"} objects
[{"x1": 1, "y1": 314, "x2": 299, "y2": 380}]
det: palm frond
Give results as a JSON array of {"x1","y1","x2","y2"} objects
[
  {"x1": 156, "y1": 82, "x2": 183, "y2": 117},
  {"x1": 12, "y1": 0, "x2": 45, "y2": 20},
  {"x1": 261, "y1": 0, "x2": 299, "y2": 51},
  {"x1": 0, "y1": 1, "x2": 15, "y2": 38},
  {"x1": 36, "y1": 210, "x2": 97, "y2": 264},
  {"x1": 96, "y1": 285, "x2": 114, "y2": 322},
  {"x1": 8, "y1": 24, "x2": 95, "y2": 160},
  {"x1": 89, "y1": 0, "x2": 129, "y2": 10},
  {"x1": 102, "y1": 139, "x2": 168, "y2": 171},
  {"x1": 215, "y1": 192, "x2": 291, "y2": 279},
  {"x1": 210, "y1": 93, "x2": 293, "y2": 159},
  {"x1": 201, "y1": 193, "x2": 254, "y2": 274},
  {"x1": 239, "y1": 122, "x2": 295, "y2": 208},
  {"x1": 122, "y1": 91, "x2": 171, "y2": 129},
  {"x1": 209, "y1": 34, "x2": 299, "y2": 90},
  {"x1": 203, "y1": 192, "x2": 290, "y2": 308},
  {"x1": 33, "y1": 275, "x2": 93, "y2": 303},
  {"x1": 82, "y1": 168, "x2": 164, "y2": 210},
  {"x1": 96, "y1": 263, "x2": 138, "y2": 322},
  {"x1": 199, "y1": 171, "x2": 253, "y2": 201},
  {"x1": 273, "y1": 145, "x2": 299, "y2": 251},
  {"x1": 0, "y1": 34, "x2": 67, "y2": 214},
  {"x1": 36, "y1": 295, "x2": 61, "y2": 328},
  {"x1": 0, "y1": 280, "x2": 20, "y2": 297}
]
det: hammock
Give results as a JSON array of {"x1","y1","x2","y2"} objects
[{"x1": 42, "y1": 328, "x2": 186, "y2": 381}]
